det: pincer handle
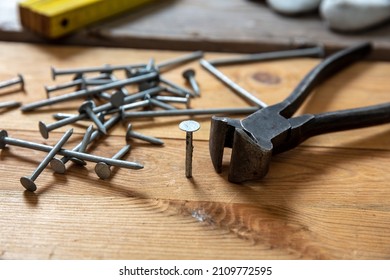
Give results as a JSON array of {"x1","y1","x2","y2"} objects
[{"x1": 281, "y1": 42, "x2": 372, "y2": 118}]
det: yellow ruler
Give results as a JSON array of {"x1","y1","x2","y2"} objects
[{"x1": 19, "y1": 0, "x2": 158, "y2": 39}]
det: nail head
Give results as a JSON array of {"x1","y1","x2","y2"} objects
[
  {"x1": 179, "y1": 120, "x2": 200, "y2": 133},
  {"x1": 39, "y1": 121, "x2": 49, "y2": 139},
  {"x1": 20, "y1": 176, "x2": 37, "y2": 192},
  {"x1": 95, "y1": 162, "x2": 111, "y2": 179},
  {"x1": 50, "y1": 158, "x2": 66, "y2": 174},
  {"x1": 182, "y1": 69, "x2": 195, "y2": 79}
]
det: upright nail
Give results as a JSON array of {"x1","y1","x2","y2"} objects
[{"x1": 179, "y1": 120, "x2": 200, "y2": 178}]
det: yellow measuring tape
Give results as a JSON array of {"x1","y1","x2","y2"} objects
[{"x1": 19, "y1": 0, "x2": 157, "y2": 38}]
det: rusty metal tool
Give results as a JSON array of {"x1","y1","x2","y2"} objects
[{"x1": 209, "y1": 42, "x2": 390, "y2": 183}]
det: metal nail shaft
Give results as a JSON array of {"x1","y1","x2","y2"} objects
[
  {"x1": 207, "y1": 46, "x2": 325, "y2": 66},
  {"x1": 0, "y1": 130, "x2": 143, "y2": 170},
  {"x1": 200, "y1": 59, "x2": 267, "y2": 108},
  {"x1": 57, "y1": 114, "x2": 121, "y2": 166},
  {"x1": 0, "y1": 74, "x2": 24, "y2": 90},
  {"x1": 126, "y1": 124, "x2": 164, "y2": 145},
  {"x1": 0, "y1": 101, "x2": 22, "y2": 110},
  {"x1": 51, "y1": 63, "x2": 146, "y2": 79},
  {"x1": 179, "y1": 120, "x2": 200, "y2": 178},
  {"x1": 95, "y1": 144, "x2": 131, "y2": 179},
  {"x1": 157, "y1": 51, "x2": 203, "y2": 72},
  {"x1": 121, "y1": 107, "x2": 259, "y2": 119},
  {"x1": 20, "y1": 129, "x2": 73, "y2": 191},
  {"x1": 21, "y1": 72, "x2": 158, "y2": 112}
]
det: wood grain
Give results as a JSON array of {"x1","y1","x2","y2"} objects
[
  {"x1": 1, "y1": 0, "x2": 389, "y2": 60},
  {"x1": 1, "y1": 42, "x2": 390, "y2": 259}
]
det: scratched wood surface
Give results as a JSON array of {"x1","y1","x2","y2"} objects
[
  {"x1": 1, "y1": 42, "x2": 390, "y2": 259},
  {"x1": 1, "y1": 0, "x2": 390, "y2": 60}
]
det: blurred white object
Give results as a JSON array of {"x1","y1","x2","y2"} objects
[
  {"x1": 320, "y1": 0, "x2": 390, "y2": 32},
  {"x1": 266, "y1": 0, "x2": 321, "y2": 14}
]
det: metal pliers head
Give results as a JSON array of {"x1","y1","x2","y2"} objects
[{"x1": 209, "y1": 42, "x2": 388, "y2": 183}]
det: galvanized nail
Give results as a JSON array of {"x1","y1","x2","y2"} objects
[
  {"x1": 95, "y1": 144, "x2": 131, "y2": 179},
  {"x1": 121, "y1": 107, "x2": 259, "y2": 119},
  {"x1": 157, "y1": 51, "x2": 203, "y2": 73},
  {"x1": 79, "y1": 101, "x2": 107, "y2": 135},
  {"x1": 0, "y1": 101, "x2": 22, "y2": 110},
  {"x1": 207, "y1": 46, "x2": 325, "y2": 66},
  {"x1": 200, "y1": 59, "x2": 267, "y2": 108},
  {"x1": 20, "y1": 129, "x2": 73, "y2": 191},
  {"x1": 0, "y1": 129, "x2": 143, "y2": 170},
  {"x1": 126, "y1": 124, "x2": 164, "y2": 145},
  {"x1": 21, "y1": 71, "x2": 159, "y2": 112},
  {"x1": 179, "y1": 120, "x2": 200, "y2": 178},
  {"x1": 50, "y1": 125, "x2": 94, "y2": 173},
  {"x1": 0, "y1": 74, "x2": 24, "y2": 90},
  {"x1": 182, "y1": 69, "x2": 200, "y2": 96}
]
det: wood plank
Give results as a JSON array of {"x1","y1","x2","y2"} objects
[
  {"x1": 1, "y1": 0, "x2": 389, "y2": 60},
  {"x1": 1, "y1": 42, "x2": 390, "y2": 259}
]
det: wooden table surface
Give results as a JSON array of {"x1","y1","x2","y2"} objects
[
  {"x1": 1, "y1": 0, "x2": 390, "y2": 60},
  {"x1": 1, "y1": 41, "x2": 390, "y2": 260}
]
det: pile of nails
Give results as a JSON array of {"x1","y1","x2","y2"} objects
[{"x1": 1, "y1": 46, "x2": 325, "y2": 192}]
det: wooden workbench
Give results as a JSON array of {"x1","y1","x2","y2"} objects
[{"x1": 1, "y1": 42, "x2": 390, "y2": 260}]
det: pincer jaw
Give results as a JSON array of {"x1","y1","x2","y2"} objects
[
  {"x1": 209, "y1": 116, "x2": 273, "y2": 183},
  {"x1": 209, "y1": 116, "x2": 239, "y2": 173}
]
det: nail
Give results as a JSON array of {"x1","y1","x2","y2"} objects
[
  {"x1": 163, "y1": 86, "x2": 190, "y2": 97},
  {"x1": 108, "y1": 99, "x2": 150, "y2": 115},
  {"x1": 79, "y1": 101, "x2": 107, "y2": 135},
  {"x1": 200, "y1": 59, "x2": 267, "y2": 108},
  {"x1": 109, "y1": 73, "x2": 130, "y2": 96},
  {"x1": 126, "y1": 124, "x2": 164, "y2": 145},
  {"x1": 0, "y1": 74, "x2": 24, "y2": 90},
  {"x1": 51, "y1": 63, "x2": 146, "y2": 80},
  {"x1": 45, "y1": 74, "x2": 113, "y2": 97},
  {"x1": 20, "y1": 129, "x2": 73, "y2": 192},
  {"x1": 121, "y1": 107, "x2": 259, "y2": 119},
  {"x1": 50, "y1": 125, "x2": 94, "y2": 173},
  {"x1": 0, "y1": 101, "x2": 22, "y2": 110},
  {"x1": 160, "y1": 77, "x2": 195, "y2": 97},
  {"x1": 95, "y1": 144, "x2": 131, "y2": 179},
  {"x1": 157, "y1": 51, "x2": 203, "y2": 73},
  {"x1": 179, "y1": 120, "x2": 200, "y2": 178},
  {"x1": 21, "y1": 72, "x2": 158, "y2": 112},
  {"x1": 155, "y1": 95, "x2": 191, "y2": 109},
  {"x1": 182, "y1": 69, "x2": 200, "y2": 96},
  {"x1": 0, "y1": 129, "x2": 143, "y2": 170},
  {"x1": 207, "y1": 46, "x2": 325, "y2": 66},
  {"x1": 52, "y1": 113, "x2": 78, "y2": 120},
  {"x1": 145, "y1": 94, "x2": 177, "y2": 110},
  {"x1": 39, "y1": 114, "x2": 85, "y2": 139},
  {"x1": 55, "y1": 114, "x2": 121, "y2": 169}
]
